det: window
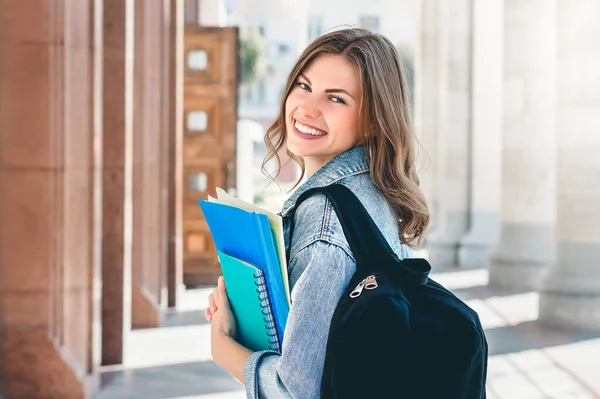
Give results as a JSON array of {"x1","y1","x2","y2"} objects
[
  {"x1": 187, "y1": 50, "x2": 208, "y2": 71},
  {"x1": 187, "y1": 111, "x2": 208, "y2": 132},
  {"x1": 278, "y1": 43, "x2": 291, "y2": 54}
]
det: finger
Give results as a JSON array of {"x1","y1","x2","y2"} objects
[
  {"x1": 208, "y1": 293, "x2": 217, "y2": 313},
  {"x1": 218, "y1": 276, "x2": 228, "y2": 305},
  {"x1": 213, "y1": 281, "x2": 221, "y2": 304},
  {"x1": 204, "y1": 307, "x2": 212, "y2": 322}
]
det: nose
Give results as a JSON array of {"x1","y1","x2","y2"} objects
[{"x1": 297, "y1": 97, "x2": 320, "y2": 119}]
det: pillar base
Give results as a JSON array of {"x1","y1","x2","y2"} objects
[
  {"x1": 458, "y1": 244, "x2": 491, "y2": 269},
  {"x1": 488, "y1": 257, "x2": 550, "y2": 290},
  {"x1": 487, "y1": 222, "x2": 555, "y2": 289},
  {"x1": 539, "y1": 292, "x2": 600, "y2": 332},
  {"x1": 427, "y1": 244, "x2": 459, "y2": 268},
  {"x1": 458, "y1": 211, "x2": 500, "y2": 269},
  {"x1": 426, "y1": 211, "x2": 469, "y2": 268},
  {"x1": 2, "y1": 328, "x2": 92, "y2": 399},
  {"x1": 132, "y1": 283, "x2": 163, "y2": 329},
  {"x1": 538, "y1": 242, "x2": 600, "y2": 331}
]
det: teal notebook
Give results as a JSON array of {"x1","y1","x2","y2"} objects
[{"x1": 217, "y1": 250, "x2": 280, "y2": 352}]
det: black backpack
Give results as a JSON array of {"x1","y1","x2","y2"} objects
[{"x1": 289, "y1": 184, "x2": 488, "y2": 399}]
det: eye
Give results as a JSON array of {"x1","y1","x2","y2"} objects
[
  {"x1": 296, "y1": 81, "x2": 311, "y2": 91},
  {"x1": 330, "y1": 96, "x2": 347, "y2": 105}
]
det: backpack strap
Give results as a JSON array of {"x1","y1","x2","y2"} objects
[{"x1": 287, "y1": 184, "x2": 430, "y2": 284}]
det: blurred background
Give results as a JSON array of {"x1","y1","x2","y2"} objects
[{"x1": 0, "y1": 0, "x2": 599, "y2": 398}]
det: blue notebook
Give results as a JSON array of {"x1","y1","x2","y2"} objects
[
  {"x1": 217, "y1": 250, "x2": 280, "y2": 352},
  {"x1": 198, "y1": 200, "x2": 289, "y2": 345}
]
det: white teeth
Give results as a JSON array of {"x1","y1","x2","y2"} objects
[{"x1": 294, "y1": 120, "x2": 327, "y2": 136}]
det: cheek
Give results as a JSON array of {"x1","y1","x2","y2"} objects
[
  {"x1": 285, "y1": 93, "x2": 299, "y2": 117},
  {"x1": 329, "y1": 110, "x2": 360, "y2": 138}
]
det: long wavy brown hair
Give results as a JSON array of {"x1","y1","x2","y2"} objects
[{"x1": 262, "y1": 28, "x2": 429, "y2": 247}]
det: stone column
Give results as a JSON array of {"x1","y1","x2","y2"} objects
[
  {"x1": 539, "y1": 0, "x2": 600, "y2": 331},
  {"x1": 0, "y1": 0, "x2": 100, "y2": 397},
  {"x1": 62, "y1": 0, "x2": 103, "y2": 393},
  {"x1": 416, "y1": 0, "x2": 446, "y2": 236},
  {"x1": 89, "y1": 0, "x2": 105, "y2": 380},
  {"x1": 165, "y1": 0, "x2": 185, "y2": 308},
  {"x1": 101, "y1": 0, "x2": 134, "y2": 366},
  {"x1": 425, "y1": 0, "x2": 472, "y2": 267},
  {"x1": 457, "y1": 0, "x2": 503, "y2": 268},
  {"x1": 488, "y1": 0, "x2": 557, "y2": 289},
  {"x1": 131, "y1": 0, "x2": 168, "y2": 328},
  {"x1": 131, "y1": 0, "x2": 147, "y2": 327}
]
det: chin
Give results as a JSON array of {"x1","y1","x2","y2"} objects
[{"x1": 286, "y1": 143, "x2": 308, "y2": 159}]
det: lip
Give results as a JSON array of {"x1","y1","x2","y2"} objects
[{"x1": 292, "y1": 118, "x2": 328, "y2": 141}]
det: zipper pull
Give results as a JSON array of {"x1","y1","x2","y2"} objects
[
  {"x1": 350, "y1": 276, "x2": 379, "y2": 299},
  {"x1": 364, "y1": 275, "x2": 378, "y2": 290},
  {"x1": 349, "y1": 280, "x2": 366, "y2": 298}
]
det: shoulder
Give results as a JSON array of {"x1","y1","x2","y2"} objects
[
  {"x1": 287, "y1": 239, "x2": 356, "y2": 299},
  {"x1": 288, "y1": 173, "x2": 405, "y2": 262},
  {"x1": 288, "y1": 174, "x2": 375, "y2": 253},
  {"x1": 287, "y1": 190, "x2": 344, "y2": 261}
]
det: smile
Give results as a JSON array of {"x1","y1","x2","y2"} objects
[{"x1": 294, "y1": 119, "x2": 327, "y2": 136}]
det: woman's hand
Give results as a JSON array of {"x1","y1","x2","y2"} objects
[
  {"x1": 204, "y1": 284, "x2": 218, "y2": 322},
  {"x1": 207, "y1": 276, "x2": 237, "y2": 341},
  {"x1": 204, "y1": 276, "x2": 251, "y2": 382}
]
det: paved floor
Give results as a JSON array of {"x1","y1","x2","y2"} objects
[{"x1": 97, "y1": 269, "x2": 600, "y2": 399}]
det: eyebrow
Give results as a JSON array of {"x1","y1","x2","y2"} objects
[{"x1": 299, "y1": 73, "x2": 356, "y2": 100}]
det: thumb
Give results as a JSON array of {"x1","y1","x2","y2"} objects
[{"x1": 218, "y1": 276, "x2": 228, "y2": 304}]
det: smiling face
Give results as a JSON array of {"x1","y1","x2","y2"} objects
[{"x1": 285, "y1": 54, "x2": 362, "y2": 176}]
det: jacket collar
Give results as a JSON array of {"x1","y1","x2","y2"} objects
[{"x1": 280, "y1": 145, "x2": 369, "y2": 217}]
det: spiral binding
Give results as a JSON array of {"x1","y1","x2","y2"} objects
[{"x1": 254, "y1": 271, "x2": 281, "y2": 351}]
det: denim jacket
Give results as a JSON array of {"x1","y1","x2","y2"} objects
[{"x1": 243, "y1": 146, "x2": 410, "y2": 398}]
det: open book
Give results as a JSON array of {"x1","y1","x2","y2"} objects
[{"x1": 198, "y1": 188, "x2": 290, "y2": 352}]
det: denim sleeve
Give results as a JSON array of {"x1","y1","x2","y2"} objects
[{"x1": 243, "y1": 241, "x2": 355, "y2": 399}]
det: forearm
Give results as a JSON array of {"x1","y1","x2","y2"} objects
[{"x1": 213, "y1": 334, "x2": 253, "y2": 383}]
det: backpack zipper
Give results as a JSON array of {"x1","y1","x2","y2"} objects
[{"x1": 349, "y1": 275, "x2": 379, "y2": 298}]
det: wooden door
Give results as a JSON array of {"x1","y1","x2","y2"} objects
[{"x1": 182, "y1": 25, "x2": 238, "y2": 286}]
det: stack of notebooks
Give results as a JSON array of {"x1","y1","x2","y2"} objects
[{"x1": 198, "y1": 188, "x2": 290, "y2": 353}]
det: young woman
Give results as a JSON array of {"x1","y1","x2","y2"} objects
[{"x1": 205, "y1": 28, "x2": 429, "y2": 398}]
